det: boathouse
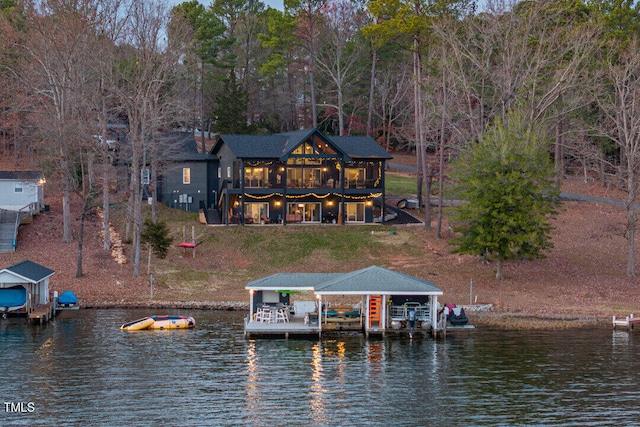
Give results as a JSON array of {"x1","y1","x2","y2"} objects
[
  {"x1": 244, "y1": 265, "x2": 444, "y2": 338},
  {"x1": 0, "y1": 260, "x2": 54, "y2": 322}
]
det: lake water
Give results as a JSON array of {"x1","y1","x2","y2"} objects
[{"x1": 2, "y1": 309, "x2": 639, "y2": 426}]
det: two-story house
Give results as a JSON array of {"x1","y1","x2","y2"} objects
[{"x1": 211, "y1": 128, "x2": 392, "y2": 225}]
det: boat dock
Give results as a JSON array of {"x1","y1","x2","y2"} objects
[
  {"x1": 612, "y1": 314, "x2": 640, "y2": 330},
  {"x1": 28, "y1": 301, "x2": 54, "y2": 324}
]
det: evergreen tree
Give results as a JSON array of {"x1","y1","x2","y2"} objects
[
  {"x1": 450, "y1": 112, "x2": 560, "y2": 280},
  {"x1": 141, "y1": 218, "x2": 173, "y2": 259},
  {"x1": 212, "y1": 71, "x2": 252, "y2": 134}
]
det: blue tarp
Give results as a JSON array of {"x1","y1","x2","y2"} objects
[
  {"x1": 0, "y1": 286, "x2": 27, "y2": 308},
  {"x1": 57, "y1": 290, "x2": 78, "y2": 305}
]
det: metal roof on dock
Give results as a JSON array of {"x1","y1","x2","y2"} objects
[{"x1": 245, "y1": 266, "x2": 442, "y2": 296}]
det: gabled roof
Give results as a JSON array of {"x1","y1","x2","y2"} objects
[
  {"x1": 2, "y1": 260, "x2": 55, "y2": 283},
  {"x1": 212, "y1": 135, "x2": 293, "y2": 159},
  {"x1": 245, "y1": 272, "x2": 342, "y2": 291},
  {"x1": 245, "y1": 266, "x2": 441, "y2": 296},
  {"x1": 0, "y1": 171, "x2": 44, "y2": 181},
  {"x1": 315, "y1": 266, "x2": 442, "y2": 295},
  {"x1": 157, "y1": 132, "x2": 217, "y2": 162},
  {"x1": 213, "y1": 128, "x2": 392, "y2": 162},
  {"x1": 330, "y1": 136, "x2": 392, "y2": 160}
]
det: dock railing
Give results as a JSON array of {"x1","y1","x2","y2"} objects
[{"x1": 390, "y1": 304, "x2": 430, "y2": 322}]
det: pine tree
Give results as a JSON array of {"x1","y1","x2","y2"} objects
[
  {"x1": 141, "y1": 218, "x2": 173, "y2": 260},
  {"x1": 450, "y1": 112, "x2": 559, "y2": 280}
]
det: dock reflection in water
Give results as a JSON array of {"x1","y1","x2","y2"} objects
[{"x1": 1, "y1": 309, "x2": 640, "y2": 426}]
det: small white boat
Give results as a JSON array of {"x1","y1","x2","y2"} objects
[{"x1": 120, "y1": 315, "x2": 196, "y2": 331}]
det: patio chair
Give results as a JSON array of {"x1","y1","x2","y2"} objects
[
  {"x1": 260, "y1": 308, "x2": 273, "y2": 323},
  {"x1": 276, "y1": 307, "x2": 289, "y2": 323}
]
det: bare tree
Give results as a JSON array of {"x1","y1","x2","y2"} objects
[
  {"x1": 286, "y1": 0, "x2": 325, "y2": 128},
  {"x1": 314, "y1": 0, "x2": 367, "y2": 135},
  {"x1": 114, "y1": 0, "x2": 190, "y2": 277},
  {"x1": 13, "y1": 0, "x2": 114, "y2": 276},
  {"x1": 434, "y1": 0, "x2": 597, "y2": 146},
  {"x1": 596, "y1": 38, "x2": 640, "y2": 277}
]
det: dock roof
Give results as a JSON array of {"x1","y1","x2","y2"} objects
[
  {"x1": 1, "y1": 260, "x2": 55, "y2": 283},
  {"x1": 245, "y1": 273, "x2": 342, "y2": 291},
  {"x1": 245, "y1": 266, "x2": 442, "y2": 296}
]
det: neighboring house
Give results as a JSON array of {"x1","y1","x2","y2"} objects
[
  {"x1": 211, "y1": 128, "x2": 392, "y2": 225},
  {"x1": 154, "y1": 132, "x2": 218, "y2": 212},
  {"x1": 0, "y1": 260, "x2": 54, "y2": 316},
  {"x1": 0, "y1": 171, "x2": 45, "y2": 212}
]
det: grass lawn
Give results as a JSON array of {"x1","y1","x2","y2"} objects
[{"x1": 385, "y1": 173, "x2": 417, "y2": 197}]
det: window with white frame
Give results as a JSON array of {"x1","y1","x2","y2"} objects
[
  {"x1": 14, "y1": 183, "x2": 23, "y2": 193},
  {"x1": 141, "y1": 168, "x2": 150, "y2": 184},
  {"x1": 183, "y1": 168, "x2": 191, "y2": 184}
]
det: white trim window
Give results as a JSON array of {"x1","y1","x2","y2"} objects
[
  {"x1": 14, "y1": 183, "x2": 23, "y2": 193},
  {"x1": 183, "y1": 168, "x2": 191, "y2": 184}
]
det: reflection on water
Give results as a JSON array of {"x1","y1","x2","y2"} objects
[{"x1": 2, "y1": 309, "x2": 640, "y2": 426}]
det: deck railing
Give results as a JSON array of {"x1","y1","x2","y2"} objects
[{"x1": 12, "y1": 203, "x2": 39, "y2": 250}]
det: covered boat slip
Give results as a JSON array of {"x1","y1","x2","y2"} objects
[
  {"x1": 0, "y1": 286, "x2": 28, "y2": 313},
  {"x1": 244, "y1": 266, "x2": 445, "y2": 338},
  {"x1": 0, "y1": 260, "x2": 54, "y2": 322}
]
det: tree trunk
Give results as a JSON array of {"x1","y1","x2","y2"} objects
[
  {"x1": 151, "y1": 160, "x2": 158, "y2": 224},
  {"x1": 626, "y1": 162, "x2": 636, "y2": 277},
  {"x1": 102, "y1": 166, "x2": 111, "y2": 251},
  {"x1": 555, "y1": 118, "x2": 563, "y2": 188},
  {"x1": 367, "y1": 47, "x2": 377, "y2": 137},
  {"x1": 147, "y1": 243, "x2": 152, "y2": 275},
  {"x1": 125, "y1": 180, "x2": 133, "y2": 243},
  {"x1": 309, "y1": 32, "x2": 318, "y2": 128},
  {"x1": 101, "y1": 97, "x2": 111, "y2": 251},
  {"x1": 62, "y1": 190, "x2": 73, "y2": 243},
  {"x1": 496, "y1": 258, "x2": 504, "y2": 280},
  {"x1": 436, "y1": 71, "x2": 447, "y2": 239},
  {"x1": 76, "y1": 206, "x2": 85, "y2": 278}
]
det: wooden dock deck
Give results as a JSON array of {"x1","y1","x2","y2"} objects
[
  {"x1": 612, "y1": 314, "x2": 640, "y2": 330},
  {"x1": 244, "y1": 316, "x2": 322, "y2": 338},
  {"x1": 28, "y1": 302, "x2": 53, "y2": 324}
]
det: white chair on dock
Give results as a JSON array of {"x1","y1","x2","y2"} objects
[
  {"x1": 261, "y1": 307, "x2": 274, "y2": 323},
  {"x1": 276, "y1": 307, "x2": 289, "y2": 323}
]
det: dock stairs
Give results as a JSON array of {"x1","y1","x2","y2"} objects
[
  {"x1": 0, "y1": 210, "x2": 18, "y2": 252},
  {"x1": 0, "y1": 209, "x2": 32, "y2": 252}
]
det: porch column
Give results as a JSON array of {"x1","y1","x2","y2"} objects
[
  {"x1": 249, "y1": 290, "x2": 254, "y2": 321},
  {"x1": 282, "y1": 166, "x2": 287, "y2": 225},
  {"x1": 240, "y1": 160, "x2": 246, "y2": 225},
  {"x1": 381, "y1": 294, "x2": 387, "y2": 330},
  {"x1": 340, "y1": 160, "x2": 345, "y2": 225},
  {"x1": 431, "y1": 295, "x2": 439, "y2": 331}
]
